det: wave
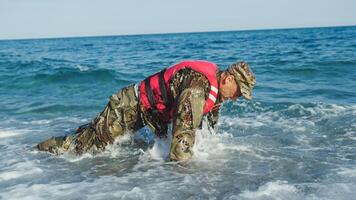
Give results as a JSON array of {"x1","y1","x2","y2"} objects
[
  {"x1": 0, "y1": 58, "x2": 131, "y2": 84},
  {"x1": 33, "y1": 68, "x2": 118, "y2": 83},
  {"x1": 311, "y1": 60, "x2": 356, "y2": 67},
  {"x1": 0, "y1": 130, "x2": 25, "y2": 139},
  {"x1": 285, "y1": 67, "x2": 319, "y2": 75},
  {"x1": 15, "y1": 104, "x2": 95, "y2": 115},
  {"x1": 0, "y1": 60, "x2": 50, "y2": 74},
  {"x1": 221, "y1": 101, "x2": 356, "y2": 142},
  {"x1": 237, "y1": 181, "x2": 356, "y2": 200},
  {"x1": 0, "y1": 68, "x2": 127, "y2": 90},
  {"x1": 0, "y1": 161, "x2": 43, "y2": 181},
  {"x1": 209, "y1": 40, "x2": 230, "y2": 44}
]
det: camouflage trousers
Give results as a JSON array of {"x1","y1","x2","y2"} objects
[{"x1": 37, "y1": 84, "x2": 144, "y2": 155}]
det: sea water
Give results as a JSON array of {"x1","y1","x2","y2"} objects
[{"x1": 0, "y1": 26, "x2": 355, "y2": 199}]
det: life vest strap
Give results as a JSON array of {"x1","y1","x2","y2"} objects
[
  {"x1": 144, "y1": 75, "x2": 157, "y2": 109},
  {"x1": 144, "y1": 69, "x2": 169, "y2": 111},
  {"x1": 159, "y1": 69, "x2": 168, "y2": 105}
]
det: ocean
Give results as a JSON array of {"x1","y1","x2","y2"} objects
[{"x1": 0, "y1": 26, "x2": 355, "y2": 200}]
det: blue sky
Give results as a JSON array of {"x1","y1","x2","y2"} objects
[{"x1": 0, "y1": 0, "x2": 355, "y2": 40}]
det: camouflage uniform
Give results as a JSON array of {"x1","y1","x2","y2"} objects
[{"x1": 38, "y1": 62, "x2": 255, "y2": 161}]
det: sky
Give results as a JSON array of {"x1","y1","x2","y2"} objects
[{"x1": 0, "y1": 0, "x2": 355, "y2": 40}]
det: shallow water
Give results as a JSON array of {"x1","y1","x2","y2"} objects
[{"x1": 0, "y1": 26, "x2": 356, "y2": 199}]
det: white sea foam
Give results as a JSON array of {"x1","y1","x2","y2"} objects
[
  {"x1": 344, "y1": 131, "x2": 356, "y2": 140},
  {"x1": 1, "y1": 171, "x2": 356, "y2": 200},
  {"x1": 59, "y1": 151, "x2": 95, "y2": 162},
  {"x1": 0, "y1": 161, "x2": 43, "y2": 181},
  {"x1": 76, "y1": 64, "x2": 90, "y2": 71},
  {"x1": 223, "y1": 116, "x2": 265, "y2": 128},
  {"x1": 21, "y1": 119, "x2": 52, "y2": 125},
  {"x1": 305, "y1": 183, "x2": 356, "y2": 200},
  {"x1": 338, "y1": 168, "x2": 356, "y2": 177},
  {"x1": 120, "y1": 187, "x2": 146, "y2": 199},
  {"x1": 21, "y1": 116, "x2": 89, "y2": 126},
  {"x1": 238, "y1": 181, "x2": 299, "y2": 200},
  {"x1": 137, "y1": 123, "x2": 272, "y2": 163},
  {"x1": 0, "y1": 130, "x2": 23, "y2": 139},
  {"x1": 0, "y1": 168, "x2": 43, "y2": 181},
  {"x1": 235, "y1": 181, "x2": 356, "y2": 200},
  {"x1": 221, "y1": 103, "x2": 355, "y2": 136},
  {"x1": 144, "y1": 136, "x2": 171, "y2": 161},
  {"x1": 0, "y1": 176, "x2": 150, "y2": 200},
  {"x1": 304, "y1": 103, "x2": 350, "y2": 118},
  {"x1": 53, "y1": 116, "x2": 89, "y2": 123},
  {"x1": 192, "y1": 128, "x2": 232, "y2": 161},
  {"x1": 352, "y1": 105, "x2": 356, "y2": 115},
  {"x1": 1, "y1": 105, "x2": 355, "y2": 200},
  {"x1": 102, "y1": 133, "x2": 135, "y2": 156}
]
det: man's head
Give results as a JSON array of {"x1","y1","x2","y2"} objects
[{"x1": 218, "y1": 61, "x2": 256, "y2": 101}]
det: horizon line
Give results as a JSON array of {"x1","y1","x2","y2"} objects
[{"x1": 1, "y1": 24, "x2": 355, "y2": 42}]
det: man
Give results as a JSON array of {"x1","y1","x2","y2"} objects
[{"x1": 37, "y1": 60, "x2": 256, "y2": 161}]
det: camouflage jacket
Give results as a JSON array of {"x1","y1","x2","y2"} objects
[{"x1": 140, "y1": 68, "x2": 222, "y2": 137}]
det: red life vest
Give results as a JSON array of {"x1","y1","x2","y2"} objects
[{"x1": 139, "y1": 60, "x2": 219, "y2": 120}]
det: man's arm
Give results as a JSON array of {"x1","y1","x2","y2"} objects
[{"x1": 169, "y1": 87, "x2": 206, "y2": 161}]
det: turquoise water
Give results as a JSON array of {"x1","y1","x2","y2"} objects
[{"x1": 0, "y1": 26, "x2": 356, "y2": 199}]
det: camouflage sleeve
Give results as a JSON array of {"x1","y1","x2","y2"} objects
[{"x1": 169, "y1": 87, "x2": 205, "y2": 161}]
